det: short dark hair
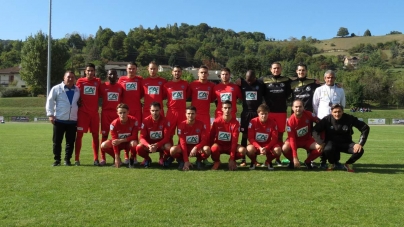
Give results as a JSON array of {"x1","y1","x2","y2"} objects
[
  {"x1": 257, "y1": 104, "x2": 270, "y2": 113},
  {"x1": 199, "y1": 65, "x2": 209, "y2": 70},
  {"x1": 127, "y1": 61, "x2": 137, "y2": 67},
  {"x1": 65, "y1": 70, "x2": 75, "y2": 75},
  {"x1": 271, "y1": 62, "x2": 282, "y2": 67},
  {"x1": 246, "y1": 70, "x2": 255, "y2": 77},
  {"x1": 296, "y1": 62, "x2": 307, "y2": 70},
  {"x1": 221, "y1": 67, "x2": 231, "y2": 74},
  {"x1": 150, "y1": 101, "x2": 161, "y2": 109},
  {"x1": 86, "y1": 63, "x2": 96, "y2": 69},
  {"x1": 117, "y1": 103, "x2": 129, "y2": 110},
  {"x1": 149, "y1": 61, "x2": 157, "y2": 66},
  {"x1": 186, "y1": 106, "x2": 197, "y2": 112},
  {"x1": 222, "y1": 100, "x2": 232, "y2": 107},
  {"x1": 292, "y1": 98, "x2": 304, "y2": 106},
  {"x1": 173, "y1": 65, "x2": 182, "y2": 70},
  {"x1": 331, "y1": 103, "x2": 344, "y2": 111}
]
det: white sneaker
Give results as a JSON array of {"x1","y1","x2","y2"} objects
[
  {"x1": 123, "y1": 159, "x2": 129, "y2": 165},
  {"x1": 267, "y1": 163, "x2": 274, "y2": 171},
  {"x1": 249, "y1": 163, "x2": 256, "y2": 170}
]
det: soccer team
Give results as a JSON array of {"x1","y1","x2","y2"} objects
[{"x1": 46, "y1": 61, "x2": 370, "y2": 172}]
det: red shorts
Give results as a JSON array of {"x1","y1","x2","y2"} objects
[
  {"x1": 196, "y1": 114, "x2": 211, "y2": 130},
  {"x1": 215, "y1": 144, "x2": 244, "y2": 160},
  {"x1": 285, "y1": 137, "x2": 316, "y2": 150},
  {"x1": 77, "y1": 111, "x2": 99, "y2": 134},
  {"x1": 101, "y1": 110, "x2": 118, "y2": 136},
  {"x1": 269, "y1": 112, "x2": 287, "y2": 133},
  {"x1": 129, "y1": 110, "x2": 142, "y2": 125},
  {"x1": 166, "y1": 109, "x2": 186, "y2": 136}
]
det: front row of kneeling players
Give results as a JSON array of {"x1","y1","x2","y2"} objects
[{"x1": 103, "y1": 98, "x2": 370, "y2": 172}]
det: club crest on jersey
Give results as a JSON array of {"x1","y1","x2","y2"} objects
[
  {"x1": 255, "y1": 133, "x2": 268, "y2": 142},
  {"x1": 306, "y1": 86, "x2": 311, "y2": 91},
  {"x1": 141, "y1": 123, "x2": 144, "y2": 129},
  {"x1": 294, "y1": 87, "x2": 301, "y2": 92},
  {"x1": 186, "y1": 135, "x2": 199, "y2": 144},
  {"x1": 245, "y1": 91, "x2": 257, "y2": 101},
  {"x1": 196, "y1": 128, "x2": 200, "y2": 133},
  {"x1": 158, "y1": 81, "x2": 162, "y2": 85},
  {"x1": 135, "y1": 121, "x2": 138, "y2": 126},
  {"x1": 297, "y1": 126, "x2": 308, "y2": 137},
  {"x1": 150, "y1": 131, "x2": 162, "y2": 139},
  {"x1": 107, "y1": 92, "x2": 119, "y2": 101},
  {"x1": 126, "y1": 82, "x2": 137, "y2": 90},
  {"x1": 197, "y1": 91, "x2": 209, "y2": 100},
  {"x1": 286, "y1": 126, "x2": 291, "y2": 132},
  {"x1": 220, "y1": 93, "x2": 231, "y2": 102},
  {"x1": 305, "y1": 120, "x2": 309, "y2": 124},
  {"x1": 148, "y1": 86, "x2": 159, "y2": 94},
  {"x1": 172, "y1": 91, "x2": 183, "y2": 100},
  {"x1": 248, "y1": 123, "x2": 252, "y2": 128},
  {"x1": 84, "y1": 86, "x2": 96, "y2": 95},
  {"x1": 256, "y1": 86, "x2": 259, "y2": 90},
  {"x1": 110, "y1": 125, "x2": 114, "y2": 130},
  {"x1": 342, "y1": 125, "x2": 348, "y2": 131},
  {"x1": 159, "y1": 125, "x2": 163, "y2": 129},
  {"x1": 208, "y1": 87, "x2": 211, "y2": 90},
  {"x1": 266, "y1": 128, "x2": 270, "y2": 132},
  {"x1": 330, "y1": 126, "x2": 334, "y2": 129},
  {"x1": 181, "y1": 85, "x2": 185, "y2": 89},
  {"x1": 218, "y1": 131, "x2": 231, "y2": 141},
  {"x1": 279, "y1": 83, "x2": 284, "y2": 87},
  {"x1": 230, "y1": 87, "x2": 234, "y2": 91}
]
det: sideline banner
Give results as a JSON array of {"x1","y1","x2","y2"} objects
[
  {"x1": 392, "y1": 119, "x2": 404, "y2": 124},
  {"x1": 35, "y1": 117, "x2": 49, "y2": 121},
  {"x1": 11, "y1": 116, "x2": 30, "y2": 122},
  {"x1": 367, "y1": 118, "x2": 385, "y2": 125}
]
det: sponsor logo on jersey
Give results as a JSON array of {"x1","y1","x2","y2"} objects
[
  {"x1": 220, "y1": 92, "x2": 232, "y2": 102},
  {"x1": 126, "y1": 82, "x2": 137, "y2": 91},
  {"x1": 141, "y1": 123, "x2": 144, "y2": 129},
  {"x1": 255, "y1": 133, "x2": 268, "y2": 142},
  {"x1": 84, "y1": 86, "x2": 96, "y2": 95},
  {"x1": 197, "y1": 91, "x2": 209, "y2": 100},
  {"x1": 294, "y1": 87, "x2": 301, "y2": 92},
  {"x1": 107, "y1": 92, "x2": 119, "y2": 101},
  {"x1": 118, "y1": 133, "x2": 131, "y2": 139},
  {"x1": 280, "y1": 83, "x2": 285, "y2": 87},
  {"x1": 296, "y1": 126, "x2": 308, "y2": 137},
  {"x1": 245, "y1": 91, "x2": 257, "y2": 100},
  {"x1": 150, "y1": 131, "x2": 163, "y2": 139},
  {"x1": 186, "y1": 135, "x2": 199, "y2": 144},
  {"x1": 77, "y1": 127, "x2": 83, "y2": 131},
  {"x1": 306, "y1": 86, "x2": 311, "y2": 91},
  {"x1": 218, "y1": 131, "x2": 231, "y2": 141},
  {"x1": 286, "y1": 126, "x2": 291, "y2": 132},
  {"x1": 342, "y1": 125, "x2": 348, "y2": 131},
  {"x1": 172, "y1": 91, "x2": 184, "y2": 100},
  {"x1": 148, "y1": 86, "x2": 160, "y2": 94}
]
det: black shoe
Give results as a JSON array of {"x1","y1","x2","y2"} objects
[
  {"x1": 94, "y1": 160, "x2": 100, "y2": 166},
  {"x1": 163, "y1": 157, "x2": 174, "y2": 168},
  {"x1": 144, "y1": 159, "x2": 151, "y2": 168},
  {"x1": 52, "y1": 161, "x2": 61, "y2": 166},
  {"x1": 178, "y1": 161, "x2": 185, "y2": 170},
  {"x1": 288, "y1": 162, "x2": 294, "y2": 169},
  {"x1": 64, "y1": 161, "x2": 72, "y2": 166},
  {"x1": 129, "y1": 159, "x2": 135, "y2": 168},
  {"x1": 304, "y1": 162, "x2": 313, "y2": 170}
]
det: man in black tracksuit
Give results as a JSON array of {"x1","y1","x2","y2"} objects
[
  {"x1": 290, "y1": 63, "x2": 320, "y2": 113},
  {"x1": 312, "y1": 104, "x2": 370, "y2": 172}
]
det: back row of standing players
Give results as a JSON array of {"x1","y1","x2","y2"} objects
[{"x1": 75, "y1": 61, "x2": 345, "y2": 169}]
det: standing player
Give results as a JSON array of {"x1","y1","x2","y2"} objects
[
  {"x1": 290, "y1": 63, "x2": 320, "y2": 113},
  {"x1": 238, "y1": 70, "x2": 266, "y2": 166},
  {"x1": 118, "y1": 62, "x2": 144, "y2": 123},
  {"x1": 136, "y1": 102, "x2": 172, "y2": 168},
  {"x1": 188, "y1": 65, "x2": 216, "y2": 129},
  {"x1": 142, "y1": 61, "x2": 167, "y2": 119},
  {"x1": 210, "y1": 100, "x2": 246, "y2": 171},
  {"x1": 169, "y1": 106, "x2": 211, "y2": 170},
  {"x1": 282, "y1": 99, "x2": 322, "y2": 169},
  {"x1": 246, "y1": 104, "x2": 281, "y2": 170},
  {"x1": 99, "y1": 69, "x2": 123, "y2": 165},
  {"x1": 100, "y1": 103, "x2": 139, "y2": 168},
  {"x1": 259, "y1": 62, "x2": 292, "y2": 166},
  {"x1": 75, "y1": 63, "x2": 101, "y2": 166},
  {"x1": 163, "y1": 65, "x2": 189, "y2": 143},
  {"x1": 213, "y1": 67, "x2": 242, "y2": 119}
]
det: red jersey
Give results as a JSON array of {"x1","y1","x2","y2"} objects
[
  {"x1": 177, "y1": 119, "x2": 209, "y2": 162},
  {"x1": 209, "y1": 117, "x2": 240, "y2": 160},
  {"x1": 99, "y1": 82, "x2": 123, "y2": 111},
  {"x1": 214, "y1": 83, "x2": 242, "y2": 116},
  {"x1": 286, "y1": 110, "x2": 319, "y2": 158},
  {"x1": 139, "y1": 115, "x2": 170, "y2": 147},
  {"x1": 110, "y1": 116, "x2": 139, "y2": 154},
  {"x1": 142, "y1": 77, "x2": 167, "y2": 113},
  {"x1": 76, "y1": 77, "x2": 101, "y2": 114},
  {"x1": 248, "y1": 117, "x2": 278, "y2": 150},
  {"x1": 188, "y1": 80, "x2": 216, "y2": 115},
  {"x1": 163, "y1": 80, "x2": 189, "y2": 111},
  {"x1": 118, "y1": 75, "x2": 143, "y2": 112}
]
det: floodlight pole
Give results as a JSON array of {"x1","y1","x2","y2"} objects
[{"x1": 47, "y1": 0, "x2": 52, "y2": 96}]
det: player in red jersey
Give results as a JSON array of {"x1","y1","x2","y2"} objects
[
  {"x1": 100, "y1": 103, "x2": 139, "y2": 168},
  {"x1": 118, "y1": 62, "x2": 144, "y2": 122},
  {"x1": 188, "y1": 65, "x2": 216, "y2": 130},
  {"x1": 163, "y1": 65, "x2": 189, "y2": 142},
  {"x1": 142, "y1": 62, "x2": 167, "y2": 119},
  {"x1": 247, "y1": 104, "x2": 281, "y2": 170},
  {"x1": 169, "y1": 106, "x2": 211, "y2": 170},
  {"x1": 210, "y1": 100, "x2": 246, "y2": 171},
  {"x1": 135, "y1": 102, "x2": 172, "y2": 168},
  {"x1": 213, "y1": 67, "x2": 242, "y2": 119},
  {"x1": 282, "y1": 99, "x2": 322, "y2": 169},
  {"x1": 75, "y1": 63, "x2": 101, "y2": 166},
  {"x1": 99, "y1": 70, "x2": 124, "y2": 165}
]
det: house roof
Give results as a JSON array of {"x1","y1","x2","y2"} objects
[{"x1": 0, "y1": 66, "x2": 20, "y2": 74}]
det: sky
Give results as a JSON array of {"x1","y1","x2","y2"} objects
[{"x1": 1, "y1": 0, "x2": 403, "y2": 41}]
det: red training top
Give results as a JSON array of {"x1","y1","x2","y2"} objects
[
  {"x1": 163, "y1": 80, "x2": 189, "y2": 111},
  {"x1": 142, "y1": 77, "x2": 167, "y2": 113},
  {"x1": 99, "y1": 82, "x2": 123, "y2": 111},
  {"x1": 188, "y1": 80, "x2": 216, "y2": 116},
  {"x1": 177, "y1": 119, "x2": 209, "y2": 162},
  {"x1": 248, "y1": 117, "x2": 278, "y2": 151},
  {"x1": 139, "y1": 115, "x2": 170, "y2": 147},
  {"x1": 213, "y1": 83, "x2": 242, "y2": 117},
  {"x1": 76, "y1": 77, "x2": 101, "y2": 114},
  {"x1": 110, "y1": 115, "x2": 139, "y2": 154},
  {"x1": 118, "y1": 75, "x2": 144, "y2": 112},
  {"x1": 210, "y1": 117, "x2": 240, "y2": 160}
]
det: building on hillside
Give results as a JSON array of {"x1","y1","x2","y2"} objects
[
  {"x1": 104, "y1": 61, "x2": 129, "y2": 76},
  {"x1": 0, "y1": 66, "x2": 27, "y2": 88},
  {"x1": 343, "y1": 56, "x2": 360, "y2": 68},
  {"x1": 185, "y1": 67, "x2": 223, "y2": 84},
  {"x1": 158, "y1": 65, "x2": 172, "y2": 72}
]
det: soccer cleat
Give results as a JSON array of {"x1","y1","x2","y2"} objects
[
  {"x1": 99, "y1": 160, "x2": 106, "y2": 166},
  {"x1": 52, "y1": 161, "x2": 61, "y2": 166},
  {"x1": 263, "y1": 160, "x2": 269, "y2": 167},
  {"x1": 275, "y1": 159, "x2": 283, "y2": 167},
  {"x1": 163, "y1": 157, "x2": 175, "y2": 168},
  {"x1": 203, "y1": 159, "x2": 213, "y2": 166},
  {"x1": 94, "y1": 160, "x2": 100, "y2": 166},
  {"x1": 128, "y1": 159, "x2": 134, "y2": 168},
  {"x1": 178, "y1": 161, "x2": 185, "y2": 170},
  {"x1": 144, "y1": 159, "x2": 151, "y2": 168},
  {"x1": 123, "y1": 159, "x2": 129, "y2": 165},
  {"x1": 64, "y1": 161, "x2": 72, "y2": 166},
  {"x1": 320, "y1": 162, "x2": 328, "y2": 169},
  {"x1": 288, "y1": 162, "x2": 294, "y2": 169},
  {"x1": 132, "y1": 159, "x2": 138, "y2": 165},
  {"x1": 211, "y1": 161, "x2": 221, "y2": 170},
  {"x1": 196, "y1": 161, "x2": 203, "y2": 170},
  {"x1": 159, "y1": 158, "x2": 164, "y2": 166},
  {"x1": 239, "y1": 159, "x2": 247, "y2": 167},
  {"x1": 74, "y1": 161, "x2": 80, "y2": 166},
  {"x1": 249, "y1": 162, "x2": 256, "y2": 170},
  {"x1": 327, "y1": 164, "x2": 335, "y2": 171},
  {"x1": 310, "y1": 161, "x2": 318, "y2": 169},
  {"x1": 267, "y1": 163, "x2": 274, "y2": 171},
  {"x1": 344, "y1": 164, "x2": 355, "y2": 172},
  {"x1": 335, "y1": 162, "x2": 344, "y2": 170},
  {"x1": 304, "y1": 162, "x2": 313, "y2": 170}
]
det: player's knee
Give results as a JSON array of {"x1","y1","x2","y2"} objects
[
  {"x1": 273, "y1": 147, "x2": 282, "y2": 156},
  {"x1": 101, "y1": 140, "x2": 112, "y2": 149},
  {"x1": 203, "y1": 146, "x2": 211, "y2": 155},
  {"x1": 130, "y1": 140, "x2": 138, "y2": 147},
  {"x1": 246, "y1": 145, "x2": 255, "y2": 154}
]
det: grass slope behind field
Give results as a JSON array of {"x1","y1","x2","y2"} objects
[{"x1": 0, "y1": 124, "x2": 403, "y2": 226}]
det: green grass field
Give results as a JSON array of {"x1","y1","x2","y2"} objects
[{"x1": 0, "y1": 123, "x2": 403, "y2": 226}]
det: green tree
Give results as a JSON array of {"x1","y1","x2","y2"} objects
[
  {"x1": 20, "y1": 31, "x2": 70, "y2": 95},
  {"x1": 337, "y1": 27, "x2": 349, "y2": 37},
  {"x1": 363, "y1": 29, "x2": 371, "y2": 36}
]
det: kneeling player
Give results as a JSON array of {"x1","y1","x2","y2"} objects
[
  {"x1": 210, "y1": 100, "x2": 246, "y2": 171},
  {"x1": 246, "y1": 104, "x2": 281, "y2": 170},
  {"x1": 136, "y1": 102, "x2": 172, "y2": 168},
  {"x1": 282, "y1": 99, "x2": 321, "y2": 169},
  {"x1": 100, "y1": 103, "x2": 139, "y2": 168},
  {"x1": 170, "y1": 106, "x2": 211, "y2": 170}
]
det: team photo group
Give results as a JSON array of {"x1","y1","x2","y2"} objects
[{"x1": 46, "y1": 61, "x2": 370, "y2": 172}]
